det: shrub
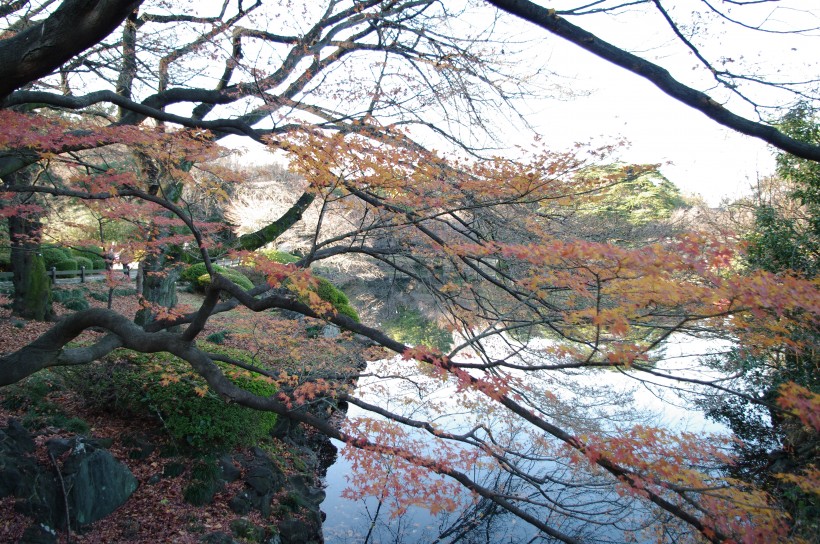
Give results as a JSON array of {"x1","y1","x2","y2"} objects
[
  {"x1": 180, "y1": 262, "x2": 217, "y2": 283},
  {"x1": 69, "y1": 245, "x2": 103, "y2": 262},
  {"x1": 74, "y1": 256, "x2": 93, "y2": 271},
  {"x1": 53, "y1": 288, "x2": 90, "y2": 311},
  {"x1": 195, "y1": 269, "x2": 254, "y2": 292},
  {"x1": 54, "y1": 259, "x2": 79, "y2": 278},
  {"x1": 68, "y1": 352, "x2": 278, "y2": 452},
  {"x1": 62, "y1": 297, "x2": 90, "y2": 311},
  {"x1": 256, "y1": 248, "x2": 300, "y2": 264},
  {"x1": 0, "y1": 248, "x2": 10, "y2": 272},
  {"x1": 206, "y1": 330, "x2": 229, "y2": 344},
  {"x1": 42, "y1": 246, "x2": 72, "y2": 269}
]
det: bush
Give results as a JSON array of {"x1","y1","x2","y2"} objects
[
  {"x1": 62, "y1": 297, "x2": 90, "y2": 311},
  {"x1": 74, "y1": 256, "x2": 93, "y2": 271},
  {"x1": 195, "y1": 269, "x2": 254, "y2": 292},
  {"x1": 68, "y1": 352, "x2": 278, "y2": 452},
  {"x1": 70, "y1": 245, "x2": 103, "y2": 261},
  {"x1": 256, "y1": 248, "x2": 300, "y2": 264},
  {"x1": 180, "y1": 262, "x2": 217, "y2": 283},
  {"x1": 54, "y1": 258, "x2": 78, "y2": 278},
  {"x1": 53, "y1": 288, "x2": 90, "y2": 311},
  {"x1": 206, "y1": 330, "x2": 229, "y2": 344},
  {"x1": 42, "y1": 246, "x2": 72, "y2": 269},
  {"x1": 0, "y1": 247, "x2": 10, "y2": 272}
]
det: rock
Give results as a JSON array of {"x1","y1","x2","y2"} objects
[
  {"x1": 61, "y1": 438, "x2": 138, "y2": 527},
  {"x1": 1, "y1": 423, "x2": 58, "y2": 522},
  {"x1": 227, "y1": 491, "x2": 253, "y2": 515},
  {"x1": 6, "y1": 420, "x2": 35, "y2": 453},
  {"x1": 218, "y1": 454, "x2": 241, "y2": 482},
  {"x1": 44, "y1": 438, "x2": 72, "y2": 459},
  {"x1": 18, "y1": 523, "x2": 57, "y2": 544},
  {"x1": 321, "y1": 324, "x2": 341, "y2": 338},
  {"x1": 230, "y1": 449, "x2": 287, "y2": 519},
  {"x1": 277, "y1": 515, "x2": 322, "y2": 544},
  {"x1": 287, "y1": 474, "x2": 325, "y2": 507},
  {"x1": 199, "y1": 532, "x2": 239, "y2": 544},
  {"x1": 230, "y1": 518, "x2": 265, "y2": 542}
]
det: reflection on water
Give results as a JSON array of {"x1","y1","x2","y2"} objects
[{"x1": 322, "y1": 335, "x2": 729, "y2": 543}]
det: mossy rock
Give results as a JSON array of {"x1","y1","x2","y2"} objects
[{"x1": 313, "y1": 277, "x2": 359, "y2": 322}]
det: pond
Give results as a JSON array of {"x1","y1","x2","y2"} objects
[{"x1": 321, "y1": 335, "x2": 731, "y2": 544}]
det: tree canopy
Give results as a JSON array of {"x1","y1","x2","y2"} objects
[{"x1": 1, "y1": 1, "x2": 819, "y2": 543}]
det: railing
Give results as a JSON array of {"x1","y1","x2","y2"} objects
[{"x1": 0, "y1": 266, "x2": 129, "y2": 283}]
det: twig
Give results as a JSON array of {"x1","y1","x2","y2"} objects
[{"x1": 48, "y1": 450, "x2": 71, "y2": 544}]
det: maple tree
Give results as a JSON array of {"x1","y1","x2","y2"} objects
[{"x1": 1, "y1": 1, "x2": 819, "y2": 543}]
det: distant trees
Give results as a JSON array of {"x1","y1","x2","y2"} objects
[{"x1": 703, "y1": 105, "x2": 820, "y2": 538}]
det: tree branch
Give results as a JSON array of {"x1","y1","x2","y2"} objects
[
  {"x1": 0, "y1": 0, "x2": 142, "y2": 100},
  {"x1": 484, "y1": 0, "x2": 820, "y2": 162}
]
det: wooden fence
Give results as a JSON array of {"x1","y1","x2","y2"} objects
[{"x1": 0, "y1": 266, "x2": 126, "y2": 284}]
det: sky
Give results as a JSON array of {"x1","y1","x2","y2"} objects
[
  {"x1": 231, "y1": 0, "x2": 819, "y2": 207},
  {"x1": 527, "y1": 51, "x2": 776, "y2": 207},
  {"x1": 504, "y1": 1, "x2": 820, "y2": 206}
]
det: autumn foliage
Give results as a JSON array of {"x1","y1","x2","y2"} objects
[{"x1": 1, "y1": 2, "x2": 819, "y2": 543}]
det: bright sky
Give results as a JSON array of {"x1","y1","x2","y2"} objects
[
  {"x1": 231, "y1": 1, "x2": 818, "y2": 207},
  {"x1": 515, "y1": 1, "x2": 820, "y2": 206},
  {"x1": 528, "y1": 51, "x2": 775, "y2": 207}
]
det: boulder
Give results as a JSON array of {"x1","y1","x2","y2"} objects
[{"x1": 60, "y1": 438, "x2": 138, "y2": 527}]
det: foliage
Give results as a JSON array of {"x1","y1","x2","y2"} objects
[
  {"x1": 18, "y1": 253, "x2": 51, "y2": 321},
  {"x1": 313, "y1": 277, "x2": 359, "y2": 323},
  {"x1": 180, "y1": 262, "x2": 215, "y2": 283},
  {"x1": 1, "y1": 3, "x2": 819, "y2": 542},
  {"x1": 67, "y1": 351, "x2": 278, "y2": 452},
  {"x1": 195, "y1": 270, "x2": 254, "y2": 293},
  {"x1": 0, "y1": 247, "x2": 9, "y2": 272},
  {"x1": 704, "y1": 105, "x2": 820, "y2": 538},
  {"x1": 41, "y1": 246, "x2": 71, "y2": 269},
  {"x1": 256, "y1": 248, "x2": 300, "y2": 264},
  {"x1": 205, "y1": 330, "x2": 229, "y2": 345},
  {"x1": 183, "y1": 457, "x2": 223, "y2": 506},
  {"x1": 53, "y1": 258, "x2": 78, "y2": 277},
  {"x1": 53, "y1": 288, "x2": 89, "y2": 311},
  {"x1": 1, "y1": 371, "x2": 90, "y2": 434},
  {"x1": 182, "y1": 262, "x2": 255, "y2": 292},
  {"x1": 383, "y1": 307, "x2": 452, "y2": 353},
  {"x1": 74, "y1": 256, "x2": 92, "y2": 271}
]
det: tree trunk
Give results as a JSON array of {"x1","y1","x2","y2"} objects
[
  {"x1": 4, "y1": 164, "x2": 53, "y2": 321},
  {"x1": 9, "y1": 213, "x2": 53, "y2": 321},
  {"x1": 134, "y1": 251, "x2": 179, "y2": 327}
]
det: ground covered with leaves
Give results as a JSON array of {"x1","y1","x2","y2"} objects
[{"x1": 0, "y1": 281, "x2": 371, "y2": 543}]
